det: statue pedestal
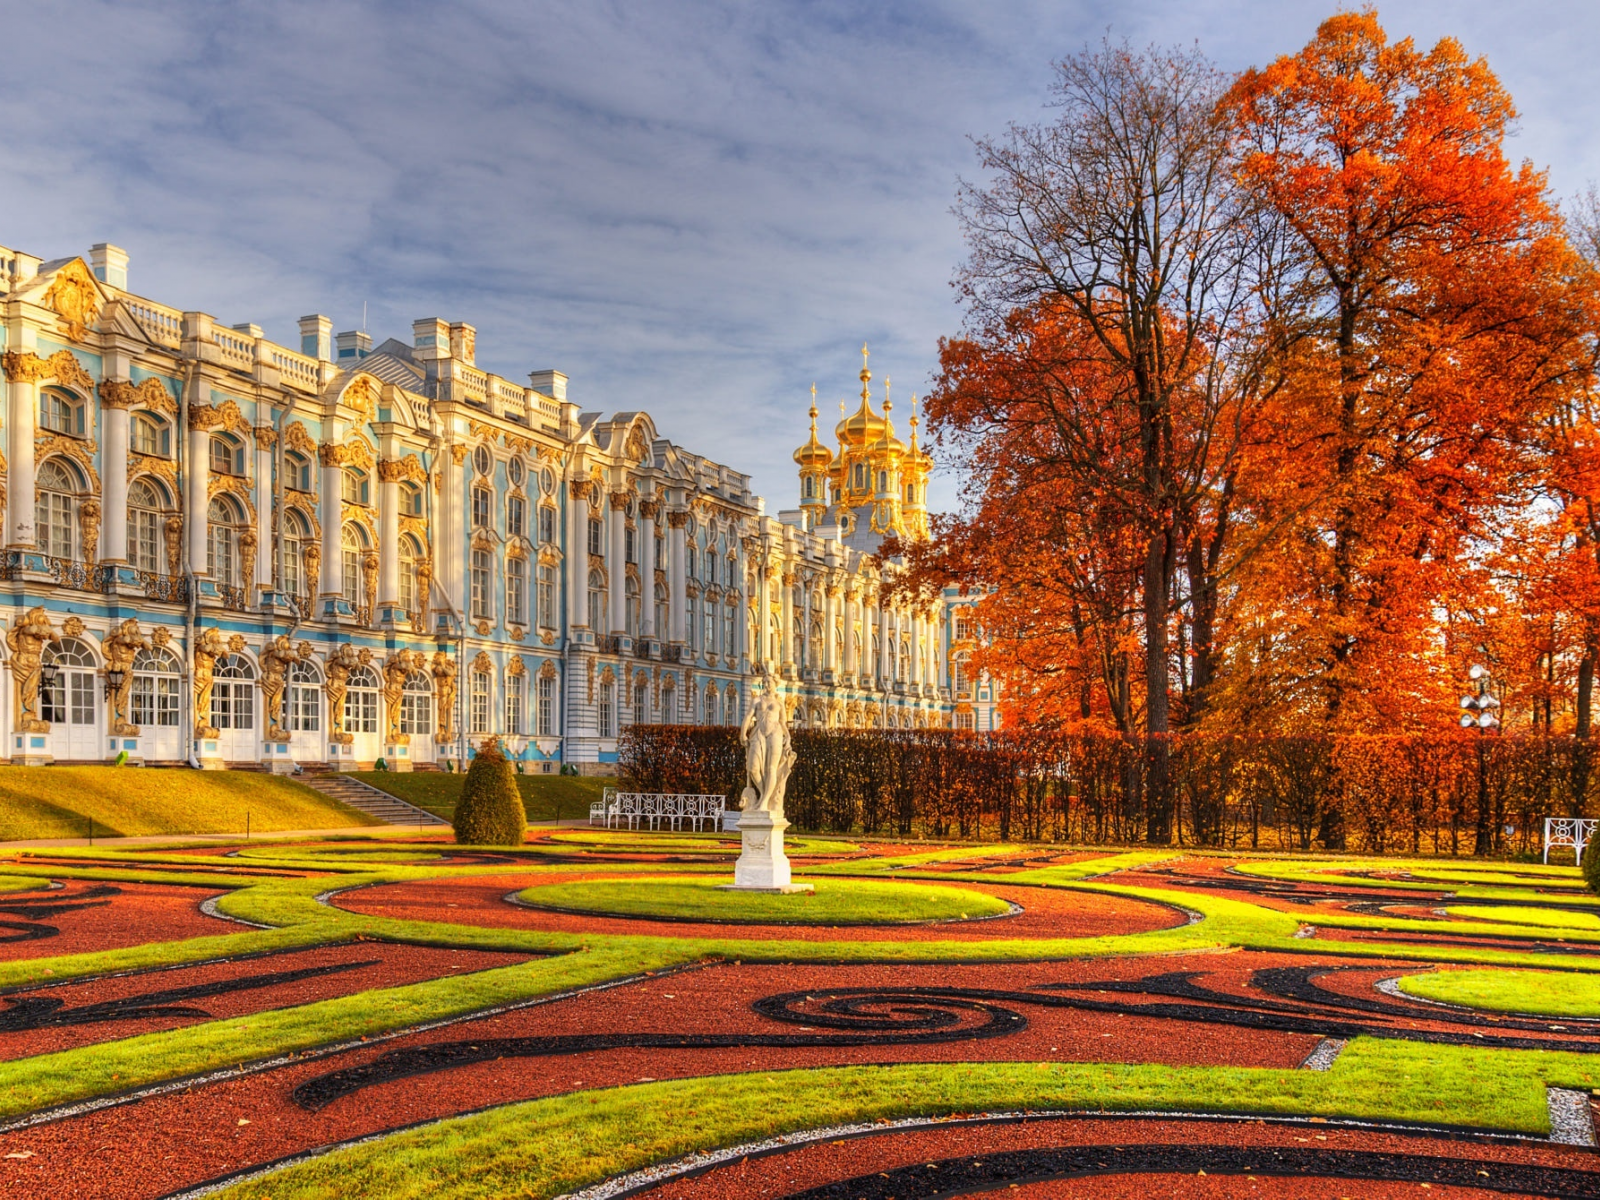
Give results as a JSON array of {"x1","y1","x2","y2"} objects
[{"x1": 720, "y1": 807, "x2": 813, "y2": 894}]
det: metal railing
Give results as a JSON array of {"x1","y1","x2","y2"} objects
[{"x1": 1543, "y1": 817, "x2": 1598, "y2": 865}]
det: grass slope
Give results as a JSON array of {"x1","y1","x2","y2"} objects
[
  {"x1": 351, "y1": 771, "x2": 608, "y2": 823},
  {"x1": 0, "y1": 767, "x2": 379, "y2": 840}
]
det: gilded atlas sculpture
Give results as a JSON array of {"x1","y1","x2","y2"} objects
[
  {"x1": 102, "y1": 618, "x2": 148, "y2": 736},
  {"x1": 7, "y1": 608, "x2": 60, "y2": 734},
  {"x1": 726, "y1": 670, "x2": 808, "y2": 893}
]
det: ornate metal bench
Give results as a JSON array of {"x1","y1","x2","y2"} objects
[
  {"x1": 1543, "y1": 817, "x2": 1598, "y2": 865},
  {"x1": 589, "y1": 789, "x2": 729, "y2": 832}
]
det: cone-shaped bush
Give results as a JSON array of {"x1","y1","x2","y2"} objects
[{"x1": 453, "y1": 737, "x2": 526, "y2": 846}]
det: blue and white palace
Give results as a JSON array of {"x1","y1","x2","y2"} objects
[{"x1": 0, "y1": 240, "x2": 998, "y2": 771}]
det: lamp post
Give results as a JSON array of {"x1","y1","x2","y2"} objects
[
  {"x1": 39, "y1": 660, "x2": 60, "y2": 722},
  {"x1": 1461, "y1": 664, "x2": 1501, "y2": 854},
  {"x1": 103, "y1": 668, "x2": 124, "y2": 701}
]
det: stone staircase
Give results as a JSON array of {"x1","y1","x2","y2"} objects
[{"x1": 298, "y1": 772, "x2": 448, "y2": 826}]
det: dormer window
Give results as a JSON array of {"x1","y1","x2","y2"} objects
[
  {"x1": 342, "y1": 468, "x2": 370, "y2": 506},
  {"x1": 132, "y1": 413, "x2": 171, "y2": 457},
  {"x1": 209, "y1": 434, "x2": 245, "y2": 475},
  {"x1": 286, "y1": 451, "x2": 313, "y2": 492},
  {"x1": 40, "y1": 388, "x2": 86, "y2": 437}
]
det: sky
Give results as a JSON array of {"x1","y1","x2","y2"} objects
[{"x1": 3, "y1": 0, "x2": 1598, "y2": 514}]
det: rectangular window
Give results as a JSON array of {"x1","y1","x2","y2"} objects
[
  {"x1": 538, "y1": 675, "x2": 555, "y2": 736},
  {"x1": 130, "y1": 509, "x2": 161, "y2": 572},
  {"x1": 471, "y1": 550, "x2": 491, "y2": 620},
  {"x1": 508, "y1": 560, "x2": 527, "y2": 625},
  {"x1": 625, "y1": 527, "x2": 635, "y2": 563},
  {"x1": 598, "y1": 685, "x2": 613, "y2": 738},
  {"x1": 634, "y1": 683, "x2": 649, "y2": 724},
  {"x1": 538, "y1": 506, "x2": 555, "y2": 544},
  {"x1": 345, "y1": 689, "x2": 378, "y2": 734},
  {"x1": 537, "y1": 566, "x2": 555, "y2": 628},
  {"x1": 131, "y1": 675, "x2": 181, "y2": 727},
  {"x1": 290, "y1": 685, "x2": 320, "y2": 732},
  {"x1": 401, "y1": 691, "x2": 432, "y2": 736},
  {"x1": 724, "y1": 608, "x2": 735, "y2": 660},
  {"x1": 587, "y1": 518, "x2": 602, "y2": 557},
  {"x1": 472, "y1": 488, "x2": 492, "y2": 529},
  {"x1": 213, "y1": 682, "x2": 254, "y2": 730},
  {"x1": 470, "y1": 672, "x2": 490, "y2": 733},
  {"x1": 506, "y1": 674, "x2": 524, "y2": 735},
  {"x1": 704, "y1": 610, "x2": 716, "y2": 654},
  {"x1": 508, "y1": 496, "x2": 526, "y2": 539}
]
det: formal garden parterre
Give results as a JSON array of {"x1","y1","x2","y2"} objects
[{"x1": 0, "y1": 828, "x2": 1599, "y2": 1198}]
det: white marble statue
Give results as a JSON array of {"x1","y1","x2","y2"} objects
[{"x1": 739, "y1": 673, "x2": 795, "y2": 819}]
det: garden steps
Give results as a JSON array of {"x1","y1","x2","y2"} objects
[{"x1": 298, "y1": 773, "x2": 448, "y2": 826}]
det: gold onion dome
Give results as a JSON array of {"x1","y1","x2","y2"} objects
[
  {"x1": 793, "y1": 386, "x2": 833, "y2": 469},
  {"x1": 834, "y1": 344, "x2": 893, "y2": 449}
]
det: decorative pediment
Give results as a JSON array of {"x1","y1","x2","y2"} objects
[
  {"x1": 101, "y1": 376, "x2": 177, "y2": 414},
  {"x1": 338, "y1": 375, "x2": 377, "y2": 422},
  {"x1": 35, "y1": 435, "x2": 101, "y2": 492},
  {"x1": 285, "y1": 491, "x2": 322, "y2": 539},
  {"x1": 285, "y1": 421, "x2": 317, "y2": 458},
  {"x1": 206, "y1": 474, "x2": 258, "y2": 523},
  {"x1": 343, "y1": 436, "x2": 376, "y2": 472},
  {"x1": 128, "y1": 454, "x2": 178, "y2": 493},
  {"x1": 190, "y1": 397, "x2": 251, "y2": 435},
  {"x1": 507, "y1": 655, "x2": 527, "y2": 677},
  {"x1": 378, "y1": 454, "x2": 427, "y2": 484},
  {"x1": 42, "y1": 260, "x2": 103, "y2": 341},
  {"x1": 471, "y1": 650, "x2": 494, "y2": 675}
]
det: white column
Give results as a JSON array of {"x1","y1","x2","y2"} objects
[
  {"x1": 607, "y1": 491, "x2": 626, "y2": 635},
  {"x1": 911, "y1": 610, "x2": 923, "y2": 688},
  {"x1": 253, "y1": 430, "x2": 272, "y2": 589},
  {"x1": 378, "y1": 463, "x2": 400, "y2": 607},
  {"x1": 878, "y1": 601, "x2": 891, "y2": 685},
  {"x1": 668, "y1": 511, "x2": 686, "y2": 643},
  {"x1": 188, "y1": 421, "x2": 210, "y2": 572},
  {"x1": 780, "y1": 572, "x2": 794, "y2": 672},
  {"x1": 318, "y1": 451, "x2": 342, "y2": 597},
  {"x1": 823, "y1": 586, "x2": 837, "y2": 673},
  {"x1": 5, "y1": 367, "x2": 37, "y2": 548},
  {"x1": 440, "y1": 449, "x2": 464, "y2": 617},
  {"x1": 755, "y1": 560, "x2": 769, "y2": 667},
  {"x1": 567, "y1": 482, "x2": 589, "y2": 628},
  {"x1": 101, "y1": 404, "x2": 130, "y2": 562},
  {"x1": 640, "y1": 502, "x2": 657, "y2": 637},
  {"x1": 799, "y1": 579, "x2": 811, "y2": 673},
  {"x1": 843, "y1": 587, "x2": 857, "y2": 677}
]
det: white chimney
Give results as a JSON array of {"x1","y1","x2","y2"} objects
[
  {"x1": 90, "y1": 243, "x2": 129, "y2": 290},
  {"x1": 529, "y1": 369, "x2": 567, "y2": 401}
]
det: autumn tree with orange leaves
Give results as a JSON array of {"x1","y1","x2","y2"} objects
[{"x1": 896, "y1": 11, "x2": 1600, "y2": 818}]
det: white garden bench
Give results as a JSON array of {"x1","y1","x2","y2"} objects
[
  {"x1": 1543, "y1": 817, "x2": 1599, "y2": 865},
  {"x1": 588, "y1": 788, "x2": 729, "y2": 832}
]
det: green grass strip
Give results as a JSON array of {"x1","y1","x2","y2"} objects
[
  {"x1": 211, "y1": 1038, "x2": 1600, "y2": 1200},
  {"x1": 1397, "y1": 967, "x2": 1600, "y2": 1018}
]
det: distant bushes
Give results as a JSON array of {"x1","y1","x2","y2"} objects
[{"x1": 618, "y1": 725, "x2": 1598, "y2": 856}]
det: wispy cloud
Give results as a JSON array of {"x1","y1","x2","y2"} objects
[{"x1": 3, "y1": 0, "x2": 1596, "y2": 510}]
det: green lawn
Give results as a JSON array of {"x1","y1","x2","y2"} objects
[
  {"x1": 0, "y1": 766, "x2": 379, "y2": 840},
  {"x1": 1399, "y1": 967, "x2": 1600, "y2": 1018},
  {"x1": 517, "y1": 876, "x2": 1013, "y2": 924},
  {"x1": 350, "y1": 771, "x2": 609, "y2": 824}
]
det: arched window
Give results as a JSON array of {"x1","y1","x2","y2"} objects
[
  {"x1": 598, "y1": 679, "x2": 615, "y2": 737},
  {"x1": 505, "y1": 669, "x2": 525, "y2": 735},
  {"x1": 834, "y1": 623, "x2": 845, "y2": 668},
  {"x1": 853, "y1": 462, "x2": 866, "y2": 490},
  {"x1": 400, "y1": 482, "x2": 423, "y2": 516},
  {"x1": 898, "y1": 640, "x2": 910, "y2": 683},
  {"x1": 400, "y1": 535, "x2": 422, "y2": 614},
  {"x1": 131, "y1": 646, "x2": 182, "y2": 727},
  {"x1": 345, "y1": 664, "x2": 380, "y2": 734},
  {"x1": 634, "y1": 678, "x2": 649, "y2": 724},
  {"x1": 286, "y1": 451, "x2": 313, "y2": 492},
  {"x1": 132, "y1": 413, "x2": 170, "y2": 457},
  {"x1": 809, "y1": 619, "x2": 822, "y2": 668},
  {"x1": 470, "y1": 669, "x2": 490, "y2": 733},
  {"x1": 538, "y1": 563, "x2": 556, "y2": 629},
  {"x1": 341, "y1": 523, "x2": 369, "y2": 605},
  {"x1": 40, "y1": 387, "x2": 86, "y2": 437},
  {"x1": 536, "y1": 672, "x2": 556, "y2": 736},
  {"x1": 507, "y1": 556, "x2": 528, "y2": 625},
  {"x1": 471, "y1": 548, "x2": 493, "y2": 620},
  {"x1": 212, "y1": 654, "x2": 255, "y2": 730},
  {"x1": 587, "y1": 569, "x2": 606, "y2": 632},
  {"x1": 654, "y1": 582, "x2": 668, "y2": 639},
  {"x1": 41, "y1": 637, "x2": 96, "y2": 724},
  {"x1": 472, "y1": 486, "x2": 492, "y2": 529},
  {"x1": 127, "y1": 478, "x2": 170, "y2": 571},
  {"x1": 35, "y1": 458, "x2": 80, "y2": 559},
  {"x1": 871, "y1": 632, "x2": 881, "y2": 680},
  {"x1": 207, "y1": 495, "x2": 246, "y2": 586},
  {"x1": 625, "y1": 574, "x2": 640, "y2": 636},
  {"x1": 288, "y1": 660, "x2": 321, "y2": 732},
  {"x1": 342, "y1": 468, "x2": 370, "y2": 506},
  {"x1": 400, "y1": 672, "x2": 432, "y2": 736},
  {"x1": 283, "y1": 508, "x2": 312, "y2": 598},
  {"x1": 803, "y1": 476, "x2": 814, "y2": 499},
  {"x1": 209, "y1": 434, "x2": 244, "y2": 476}
]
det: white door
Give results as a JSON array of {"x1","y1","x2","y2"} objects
[
  {"x1": 132, "y1": 647, "x2": 184, "y2": 761},
  {"x1": 287, "y1": 664, "x2": 325, "y2": 763},
  {"x1": 345, "y1": 667, "x2": 381, "y2": 766},
  {"x1": 212, "y1": 655, "x2": 258, "y2": 762},
  {"x1": 43, "y1": 638, "x2": 100, "y2": 761}
]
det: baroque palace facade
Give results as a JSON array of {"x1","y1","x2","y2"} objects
[{"x1": 0, "y1": 240, "x2": 997, "y2": 771}]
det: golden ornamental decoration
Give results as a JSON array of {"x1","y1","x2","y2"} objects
[
  {"x1": 35, "y1": 435, "x2": 101, "y2": 492},
  {"x1": 42, "y1": 260, "x2": 103, "y2": 341},
  {"x1": 252, "y1": 425, "x2": 278, "y2": 451},
  {"x1": 101, "y1": 376, "x2": 176, "y2": 414},
  {"x1": 206, "y1": 474, "x2": 258, "y2": 523},
  {"x1": 343, "y1": 436, "x2": 376, "y2": 472},
  {"x1": 318, "y1": 441, "x2": 349, "y2": 467},
  {"x1": 471, "y1": 650, "x2": 494, "y2": 675},
  {"x1": 504, "y1": 434, "x2": 534, "y2": 456},
  {"x1": 284, "y1": 421, "x2": 317, "y2": 458},
  {"x1": 450, "y1": 444, "x2": 469, "y2": 467},
  {"x1": 467, "y1": 419, "x2": 498, "y2": 444},
  {"x1": 378, "y1": 454, "x2": 427, "y2": 484},
  {"x1": 285, "y1": 491, "x2": 322, "y2": 539},
  {"x1": 189, "y1": 398, "x2": 251, "y2": 435},
  {"x1": 340, "y1": 376, "x2": 376, "y2": 422}
]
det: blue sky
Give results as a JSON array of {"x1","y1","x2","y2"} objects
[{"x1": 3, "y1": 0, "x2": 1596, "y2": 512}]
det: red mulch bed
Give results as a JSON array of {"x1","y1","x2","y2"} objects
[
  {"x1": 0, "y1": 954, "x2": 1346, "y2": 1200},
  {"x1": 641, "y1": 1114, "x2": 1597, "y2": 1200},
  {"x1": 332, "y1": 874, "x2": 1186, "y2": 943},
  {"x1": 0, "y1": 880, "x2": 241, "y2": 961},
  {"x1": 0, "y1": 942, "x2": 532, "y2": 1060}
]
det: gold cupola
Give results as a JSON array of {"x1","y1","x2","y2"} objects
[
  {"x1": 794, "y1": 384, "x2": 832, "y2": 529},
  {"x1": 902, "y1": 392, "x2": 932, "y2": 540},
  {"x1": 834, "y1": 344, "x2": 889, "y2": 449}
]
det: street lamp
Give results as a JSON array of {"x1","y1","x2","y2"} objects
[
  {"x1": 1459, "y1": 664, "x2": 1500, "y2": 730},
  {"x1": 103, "y1": 668, "x2": 125, "y2": 700}
]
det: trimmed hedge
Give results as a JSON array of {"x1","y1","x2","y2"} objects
[
  {"x1": 452, "y1": 739, "x2": 527, "y2": 845},
  {"x1": 620, "y1": 725, "x2": 1599, "y2": 856}
]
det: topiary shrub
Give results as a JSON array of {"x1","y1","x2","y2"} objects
[{"x1": 453, "y1": 737, "x2": 526, "y2": 846}]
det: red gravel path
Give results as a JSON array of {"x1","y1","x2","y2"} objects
[
  {"x1": 0, "y1": 880, "x2": 239, "y2": 961},
  {"x1": 641, "y1": 1114, "x2": 1592, "y2": 1200},
  {"x1": 333, "y1": 874, "x2": 1186, "y2": 942},
  {"x1": 0, "y1": 955, "x2": 1329, "y2": 1200},
  {"x1": 0, "y1": 942, "x2": 532, "y2": 1060}
]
